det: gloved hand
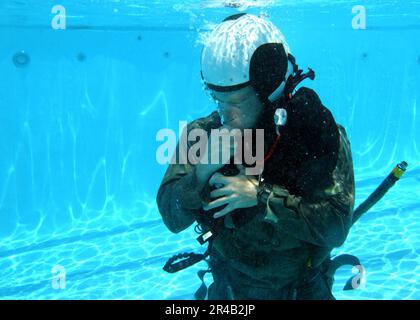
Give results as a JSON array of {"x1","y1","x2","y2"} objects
[{"x1": 202, "y1": 165, "x2": 259, "y2": 218}]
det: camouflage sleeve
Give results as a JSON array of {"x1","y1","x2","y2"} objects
[
  {"x1": 156, "y1": 111, "x2": 221, "y2": 234},
  {"x1": 260, "y1": 126, "x2": 355, "y2": 248},
  {"x1": 156, "y1": 158, "x2": 203, "y2": 234},
  {"x1": 156, "y1": 130, "x2": 205, "y2": 234}
]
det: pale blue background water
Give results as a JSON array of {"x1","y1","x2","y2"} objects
[{"x1": 0, "y1": 0, "x2": 419, "y2": 299}]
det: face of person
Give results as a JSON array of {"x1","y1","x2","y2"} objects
[{"x1": 210, "y1": 86, "x2": 264, "y2": 130}]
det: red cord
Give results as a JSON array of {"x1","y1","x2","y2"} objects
[
  {"x1": 263, "y1": 134, "x2": 281, "y2": 163},
  {"x1": 263, "y1": 92, "x2": 292, "y2": 164}
]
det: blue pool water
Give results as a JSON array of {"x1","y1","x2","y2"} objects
[{"x1": 0, "y1": 0, "x2": 419, "y2": 299}]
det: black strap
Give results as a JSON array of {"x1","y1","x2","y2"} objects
[
  {"x1": 194, "y1": 268, "x2": 212, "y2": 300},
  {"x1": 163, "y1": 251, "x2": 208, "y2": 273},
  {"x1": 327, "y1": 254, "x2": 362, "y2": 291}
]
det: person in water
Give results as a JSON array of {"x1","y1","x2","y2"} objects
[{"x1": 157, "y1": 13, "x2": 355, "y2": 300}]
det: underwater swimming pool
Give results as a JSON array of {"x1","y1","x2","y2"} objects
[{"x1": 0, "y1": 0, "x2": 419, "y2": 300}]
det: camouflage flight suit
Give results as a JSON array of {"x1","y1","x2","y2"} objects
[{"x1": 157, "y1": 88, "x2": 355, "y2": 300}]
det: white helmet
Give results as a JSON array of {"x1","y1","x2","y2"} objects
[{"x1": 201, "y1": 13, "x2": 296, "y2": 102}]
